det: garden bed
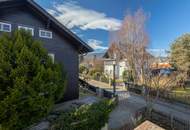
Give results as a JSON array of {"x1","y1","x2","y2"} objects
[{"x1": 27, "y1": 89, "x2": 116, "y2": 130}]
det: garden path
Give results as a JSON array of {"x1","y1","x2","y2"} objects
[{"x1": 87, "y1": 80, "x2": 190, "y2": 130}]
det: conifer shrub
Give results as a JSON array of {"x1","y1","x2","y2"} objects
[
  {"x1": 51, "y1": 99, "x2": 116, "y2": 130},
  {"x1": 0, "y1": 30, "x2": 66, "y2": 130}
]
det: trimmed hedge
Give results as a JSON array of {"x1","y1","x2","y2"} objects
[{"x1": 51, "y1": 99, "x2": 115, "y2": 130}]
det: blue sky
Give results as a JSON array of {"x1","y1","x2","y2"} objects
[{"x1": 36, "y1": 0, "x2": 190, "y2": 56}]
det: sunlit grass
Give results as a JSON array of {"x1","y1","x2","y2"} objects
[
  {"x1": 172, "y1": 87, "x2": 190, "y2": 94},
  {"x1": 170, "y1": 86, "x2": 190, "y2": 105}
]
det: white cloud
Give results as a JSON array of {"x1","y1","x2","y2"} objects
[
  {"x1": 47, "y1": 1, "x2": 121, "y2": 31},
  {"x1": 87, "y1": 39, "x2": 108, "y2": 50},
  {"x1": 147, "y1": 49, "x2": 168, "y2": 57}
]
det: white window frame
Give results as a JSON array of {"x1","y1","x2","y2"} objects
[
  {"x1": 39, "y1": 29, "x2": 52, "y2": 39},
  {"x1": 0, "y1": 22, "x2": 11, "y2": 32},
  {"x1": 48, "y1": 53, "x2": 55, "y2": 63},
  {"x1": 18, "y1": 25, "x2": 34, "y2": 36}
]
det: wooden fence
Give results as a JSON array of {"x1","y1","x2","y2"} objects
[
  {"x1": 148, "y1": 109, "x2": 190, "y2": 130},
  {"x1": 125, "y1": 82, "x2": 190, "y2": 106},
  {"x1": 132, "y1": 107, "x2": 190, "y2": 130}
]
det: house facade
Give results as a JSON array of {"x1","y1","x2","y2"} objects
[
  {"x1": 0, "y1": 0, "x2": 93, "y2": 101},
  {"x1": 103, "y1": 42, "x2": 129, "y2": 80},
  {"x1": 104, "y1": 59, "x2": 128, "y2": 79}
]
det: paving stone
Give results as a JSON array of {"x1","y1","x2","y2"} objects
[{"x1": 28, "y1": 121, "x2": 50, "y2": 130}]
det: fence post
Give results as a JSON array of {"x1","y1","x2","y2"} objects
[
  {"x1": 115, "y1": 95, "x2": 119, "y2": 105},
  {"x1": 97, "y1": 88, "x2": 103, "y2": 97},
  {"x1": 170, "y1": 113, "x2": 173, "y2": 129}
]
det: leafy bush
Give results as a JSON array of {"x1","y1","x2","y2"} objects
[
  {"x1": 0, "y1": 31, "x2": 66, "y2": 130},
  {"x1": 122, "y1": 70, "x2": 134, "y2": 82},
  {"x1": 88, "y1": 69, "x2": 99, "y2": 76},
  {"x1": 51, "y1": 99, "x2": 115, "y2": 130},
  {"x1": 122, "y1": 70, "x2": 128, "y2": 82},
  {"x1": 92, "y1": 72, "x2": 101, "y2": 81},
  {"x1": 79, "y1": 65, "x2": 88, "y2": 74},
  {"x1": 100, "y1": 74, "x2": 109, "y2": 83}
]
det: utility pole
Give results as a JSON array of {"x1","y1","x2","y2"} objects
[
  {"x1": 113, "y1": 62, "x2": 116, "y2": 96},
  {"x1": 113, "y1": 53, "x2": 116, "y2": 97}
]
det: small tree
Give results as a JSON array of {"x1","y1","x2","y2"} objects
[
  {"x1": 142, "y1": 59, "x2": 176, "y2": 116},
  {"x1": 0, "y1": 30, "x2": 66, "y2": 130}
]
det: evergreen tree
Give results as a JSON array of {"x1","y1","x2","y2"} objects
[
  {"x1": 170, "y1": 33, "x2": 190, "y2": 80},
  {"x1": 0, "y1": 30, "x2": 66, "y2": 130}
]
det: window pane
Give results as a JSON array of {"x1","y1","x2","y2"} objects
[
  {"x1": 41, "y1": 31, "x2": 46, "y2": 36},
  {"x1": 46, "y1": 32, "x2": 51, "y2": 37},
  {"x1": 0, "y1": 24, "x2": 2, "y2": 30},
  {"x1": 18, "y1": 26, "x2": 34, "y2": 36},
  {"x1": 39, "y1": 30, "x2": 52, "y2": 39},
  {"x1": 3, "y1": 24, "x2": 10, "y2": 31},
  {"x1": 0, "y1": 23, "x2": 11, "y2": 32}
]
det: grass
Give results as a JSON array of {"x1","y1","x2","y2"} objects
[
  {"x1": 172, "y1": 87, "x2": 190, "y2": 94},
  {"x1": 170, "y1": 86, "x2": 190, "y2": 105}
]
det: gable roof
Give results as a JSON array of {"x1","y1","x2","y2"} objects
[
  {"x1": 0, "y1": 0, "x2": 93, "y2": 54},
  {"x1": 103, "y1": 42, "x2": 124, "y2": 60}
]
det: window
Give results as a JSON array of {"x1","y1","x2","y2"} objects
[
  {"x1": 39, "y1": 30, "x2": 52, "y2": 39},
  {"x1": 0, "y1": 22, "x2": 11, "y2": 32},
  {"x1": 48, "y1": 53, "x2": 55, "y2": 63},
  {"x1": 110, "y1": 70, "x2": 113, "y2": 75},
  {"x1": 18, "y1": 26, "x2": 34, "y2": 36}
]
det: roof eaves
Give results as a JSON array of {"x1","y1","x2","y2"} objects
[
  {"x1": 0, "y1": 0, "x2": 93, "y2": 53},
  {"x1": 26, "y1": 0, "x2": 93, "y2": 53}
]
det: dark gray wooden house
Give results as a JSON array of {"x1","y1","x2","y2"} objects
[{"x1": 0, "y1": 0, "x2": 93, "y2": 101}]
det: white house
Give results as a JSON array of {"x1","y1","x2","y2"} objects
[{"x1": 104, "y1": 59, "x2": 128, "y2": 80}]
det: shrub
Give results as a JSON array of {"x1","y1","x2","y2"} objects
[
  {"x1": 51, "y1": 99, "x2": 115, "y2": 130},
  {"x1": 92, "y1": 72, "x2": 101, "y2": 80},
  {"x1": 79, "y1": 65, "x2": 88, "y2": 74},
  {"x1": 122, "y1": 70, "x2": 134, "y2": 82},
  {"x1": 0, "y1": 30, "x2": 66, "y2": 130},
  {"x1": 122, "y1": 70, "x2": 128, "y2": 82},
  {"x1": 100, "y1": 74, "x2": 109, "y2": 83},
  {"x1": 88, "y1": 69, "x2": 100, "y2": 76}
]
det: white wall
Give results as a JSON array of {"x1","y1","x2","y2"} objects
[
  {"x1": 104, "y1": 60, "x2": 128, "y2": 79},
  {"x1": 118, "y1": 61, "x2": 128, "y2": 79}
]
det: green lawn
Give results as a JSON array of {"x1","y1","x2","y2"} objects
[
  {"x1": 172, "y1": 87, "x2": 190, "y2": 94},
  {"x1": 170, "y1": 87, "x2": 190, "y2": 105}
]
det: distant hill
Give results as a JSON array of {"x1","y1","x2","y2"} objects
[{"x1": 83, "y1": 51, "x2": 107, "y2": 60}]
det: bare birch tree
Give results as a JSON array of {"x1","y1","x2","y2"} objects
[
  {"x1": 109, "y1": 9, "x2": 176, "y2": 113},
  {"x1": 113, "y1": 9, "x2": 149, "y2": 83}
]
